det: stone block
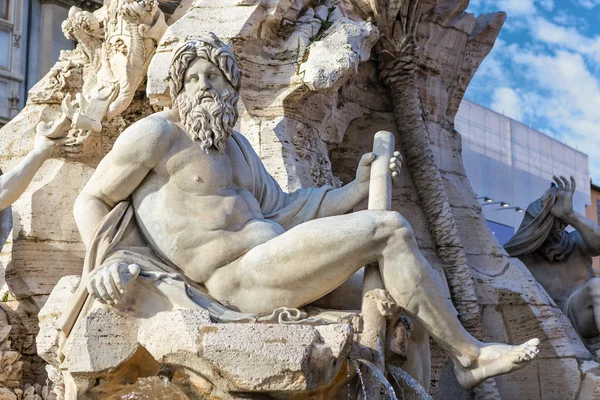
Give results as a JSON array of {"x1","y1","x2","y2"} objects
[
  {"x1": 494, "y1": 361, "x2": 540, "y2": 400},
  {"x1": 538, "y1": 357, "x2": 581, "y2": 400},
  {"x1": 37, "y1": 275, "x2": 80, "y2": 366},
  {"x1": 501, "y1": 304, "x2": 590, "y2": 360},
  {"x1": 5, "y1": 239, "x2": 84, "y2": 299},
  {"x1": 578, "y1": 361, "x2": 600, "y2": 400},
  {"x1": 37, "y1": 282, "x2": 353, "y2": 397}
]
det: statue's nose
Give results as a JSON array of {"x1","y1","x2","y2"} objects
[{"x1": 197, "y1": 75, "x2": 210, "y2": 91}]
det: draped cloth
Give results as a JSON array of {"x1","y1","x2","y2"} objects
[
  {"x1": 504, "y1": 187, "x2": 557, "y2": 257},
  {"x1": 56, "y1": 132, "x2": 334, "y2": 359}
]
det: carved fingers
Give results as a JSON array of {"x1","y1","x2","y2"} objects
[
  {"x1": 359, "y1": 152, "x2": 377, "y2": 166},
  {"x1": 553, "y1": 175, "x2": 576, "y2": 193},
  {"x1": 390, "y1": 151, "x2": 402, "y2": 179},
  {"x1": 356, "y1": 152, "x2": 376, "y2": 183},
  {"x1": 87, "y1": 263, "x2": 141, "y2": 306}
]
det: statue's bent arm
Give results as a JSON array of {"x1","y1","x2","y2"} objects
[
  {"x1": 74, "y1": 116, "x2": 177, "y2": 247},
  {"x1": 234, "y1": 132, "x2": 370, "y2": 220}
]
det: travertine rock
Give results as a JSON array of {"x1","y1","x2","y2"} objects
[
  {"x1": 299, "y1": 18, "x2": 378, "y2": 92},
  {"x1": 37, "y1": 280, "x2": 353, "y2": 398}
]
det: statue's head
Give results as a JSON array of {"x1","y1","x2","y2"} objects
[
  {"x1": 168, "y1": 34, "x2": 241, "y2": 152},
  {"x1": 504, "y1": 186, "x2": 575, "y2": 262}
]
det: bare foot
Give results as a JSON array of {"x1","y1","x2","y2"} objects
[{"x1": 454, "y1": 338, "x2": 540, "y2": 389}]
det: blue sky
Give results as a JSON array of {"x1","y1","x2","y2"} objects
[{"x1": 465, "y1": 0, "x2": 600, "y2": 184}]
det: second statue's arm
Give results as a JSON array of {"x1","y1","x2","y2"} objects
[
  {"x1": 552, "y1": 175, "x2": 600, "y2": 256},
  {"x1": 0, "y1": 135, "x2": 64, "y2": 211}
]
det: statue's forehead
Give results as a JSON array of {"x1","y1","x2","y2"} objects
[{"x1": 185, "y1": 57, "x2": 219, "y2": 74}]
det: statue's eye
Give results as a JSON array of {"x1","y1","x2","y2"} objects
[
  {"x1": 208, "y1": 74, "x2": 217, "y2": 80},
  {"x1": 189, "y1": 76, "x2": 199, "y2": 83}
]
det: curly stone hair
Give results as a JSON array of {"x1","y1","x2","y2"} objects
[{"x1": 168, "y1": 33, "x2": 241, "y2": 101}]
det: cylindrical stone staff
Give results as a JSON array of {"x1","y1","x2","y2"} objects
[{"x1": 360, "y1": 130, "x2": 397, "y2": 379}]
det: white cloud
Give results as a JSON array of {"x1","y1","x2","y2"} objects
[
  {"x1": 539, "y1": 0, "x2": 554, "y2": 11},
  {"x1": 577, "y1": 0, "x2": 600, "y2": 8},
  {"x1": 508, "y1": 50, "x2": 600, "y2": 178},
  {"x1": 465, "y1": 0, "x2": 600, "y2": 181},
  {"x1": 468, "y1": 0, "x2": 554, "y2": 16},
  {"x1": 552, "y1": 10, "x2": 589, "y2": 29},
  {"x1": 529, "y1": 17, "x2": 600, "y2": 63},
  {"x1": 491, "y1": 88, "x2": 524, "y2": 120},
  {"x1": 497, "y1": 0, "x2": 537, "y2": 15}
]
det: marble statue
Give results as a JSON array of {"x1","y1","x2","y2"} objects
[
  {"x1": 505, "y1": 176, "x2": 600, "y2": 351},
  {"x1": 64, "y1": 35, "x2": 541, "y2": 391}
]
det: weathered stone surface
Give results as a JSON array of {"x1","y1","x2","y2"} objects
[
  {"x1": 578, "y1": 361, "x2": 600, "y2": 400},
  {"x1": 299, "y1": 18, "x2": 378, "y2": 92},
  {"x1": 37, "y1": 275, "x2": 80, "y2": 367},
  {"x1": 38, "y1": 280, "x2": 353, "y2": 397}
]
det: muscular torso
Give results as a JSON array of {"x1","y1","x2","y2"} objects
[
  {"x1": 522, "y1": 246, "x2": 594, "y2": 309},
  {"x1": 131, "y1": 126, "x2": 284, "y2": 284}
]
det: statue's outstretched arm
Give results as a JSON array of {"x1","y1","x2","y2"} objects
[{"x1": 0, "y1": 135, "x2": 63, "y2": 211}]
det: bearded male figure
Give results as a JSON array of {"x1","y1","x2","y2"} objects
[
  {"x1": 72, "y1": 36, "x2": 540, "y2": 390},
  {"x1": 505, "y1": 176, "x2": 600, "y2": 351}
]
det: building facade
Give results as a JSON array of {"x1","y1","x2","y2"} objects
[
  {"x1": 0, "y1": 0, "x2": 101, "y2": 127},
  {"x1": 455, "y1": 100, "x2": 591, "y2": 246}
]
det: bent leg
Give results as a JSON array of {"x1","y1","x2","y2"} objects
[
  {"x1": 565, "y1": 278, "x2": 600, "y2": 339},
  {"x1": 205, "y1": 210, "x2": 393, "y2": 313},
  {"x1": 205, "y1": 210, "x2": 539, "y2": 389}
]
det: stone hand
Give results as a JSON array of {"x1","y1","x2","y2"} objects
[
  {"x1": 86, "y1": 263, "x2": 141, "y2": 306},
  {"x1": 356, "y1": 151, "x2": 403, "y2": 184},
  {"x1": 33, "y1": 134, "x2": 67, "y2": 159},
  {"x1": 550, "y1": 175, "x2": 576, "y2": 220},
  {"x1": 390, "y1": 151, "x2": 402, "y2": 179}
]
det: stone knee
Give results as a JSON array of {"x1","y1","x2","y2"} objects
[
  {"x1": 586, "y1": 278, "x2": 600, "y2": 304},
  {"x1": 372, "y1": 210, "x2": 415, "y2": 243}
]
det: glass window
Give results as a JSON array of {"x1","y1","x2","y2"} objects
[
  {"x1": 0, "y1": 30, "x2": 9, "y2": 68},
  {"x1": 0, "y1": 80, "x2": 8, "y2": 119},
  {"x1": 0, "y1": 0, "x2": 7, "y2": 20}
]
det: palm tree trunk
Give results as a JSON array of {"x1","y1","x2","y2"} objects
[{"x1": 379, "y1": 58, "x2": 501, "y2": 399}]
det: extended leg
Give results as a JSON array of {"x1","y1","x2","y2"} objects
[{"x1": 205, "y1": 210, "x2": 539, "y2": 389}]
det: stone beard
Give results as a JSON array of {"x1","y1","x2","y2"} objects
[
  {"x1": 540, "y1": 227, "x2": 575, "y2": 262},
  {"x1": 176, "y1": 87, "x2": 239, "y2": 153}
]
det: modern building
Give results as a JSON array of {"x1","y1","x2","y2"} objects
[
  {"x1": 455, "y1": 100, "x2": 591, "y2": 246},
  {"x1": 0, "y1": 0, "x2": 101, "y2": 127}
]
